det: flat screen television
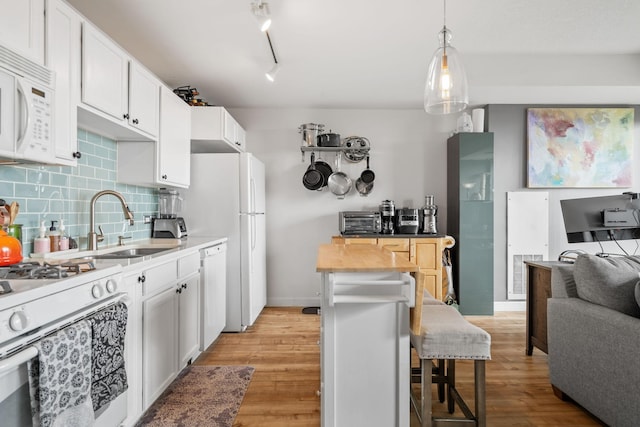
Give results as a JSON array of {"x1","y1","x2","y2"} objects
[{"x1": 560, "y1": 193, "x2": 640, "y2": 243}]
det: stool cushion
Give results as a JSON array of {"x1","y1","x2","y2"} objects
[{"x1": 411, "y1": 305, "x2": 491, "y2": 360}]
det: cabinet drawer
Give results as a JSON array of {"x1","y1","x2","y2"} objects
[
  {"x1": 378, "y1": 238, "x2": 410, "y2": 252},
  {"x1": 178, "y1": 252, "x2": 200, "y2": 278},
  {"x1": 142, "y1": 260, "x2": 178, "y2": 296},
  {"x1": 344, "y1": 238, "x2": 378, "y2": 245}
]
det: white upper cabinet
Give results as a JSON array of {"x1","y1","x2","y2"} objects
[
  {"x1": 0, "y1": 0, "x2": 45, "y2": 64},
  {"x1": 157, "y1": 86, "x2": 191, "y2": 187},
  {"x1": 117, "y1": 86, "x2": 191, "y2": 188},
  {"x1": 81, "y1": 22, "x2": 129, "y2": 122},
  {"x1": 191, "y1": 106, "x2": 246, "y2": 153},
  {"x1": 79, "y1": 21, "x2": 158, "y2": 141},
  {"x1": 45, "y1": 0, "x2": 81, "y2": 166},
  {"x1": 129, "y1": 62, "x2": 160, "y2": 137}
]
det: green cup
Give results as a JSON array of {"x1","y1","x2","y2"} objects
[{"x1": 6, "y1": 224, "x2": 22, "y2": 246}]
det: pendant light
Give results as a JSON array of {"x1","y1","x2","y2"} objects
[{"x1": 424, "y1": 0, "x2": 468, "y2": 115}]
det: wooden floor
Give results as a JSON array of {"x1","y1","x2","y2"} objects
[{"x1": 196, "y1": 307, "x2": 604, "y2": 426}]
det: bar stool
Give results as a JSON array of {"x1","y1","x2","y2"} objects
[{"x1": 409, "y1": 303, "x2": 491, "y2": 427}]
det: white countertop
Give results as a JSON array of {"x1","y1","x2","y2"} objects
[{"x1": 27, "y1": 236, "x2": 228, "y2": 271}]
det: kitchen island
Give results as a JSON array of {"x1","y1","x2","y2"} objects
[{"x1": 317, "y1": 244, "x2": 418, "y2": 427}]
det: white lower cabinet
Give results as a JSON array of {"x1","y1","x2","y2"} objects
[
  {"x1": 178, "y1": 274, "x2": 199, "y2": 368},
  {"x1": 142, "y1": 284, "x2": 178, "y2": 408},
  {"x1": 138, "y1": 260, "x2": 178, "y2": 409},
  {"x1": 124, "y1": 249, "x2": 203, "y2": 423},
  {"x1": 177, "y1": 251, "x2": 201, "y2": 368}
]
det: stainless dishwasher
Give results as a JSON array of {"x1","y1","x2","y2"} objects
[{"x1": 200, "y1": 242, "x2": 227, "y2": 351}]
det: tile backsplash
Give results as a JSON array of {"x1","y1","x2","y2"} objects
[{"x1": 0, "y1": 129, "x2": 158, "y2": 256}]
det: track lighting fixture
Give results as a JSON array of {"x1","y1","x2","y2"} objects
[
  {"x1": 251, "y1": 0, "x2": 271, "y2": 32},
  {"x1": 264, "y1": 30, "x2": 279, "y2": 82}
]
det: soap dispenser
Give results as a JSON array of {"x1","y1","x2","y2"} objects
[
  {"x1": 59, "y1": 219, "x2": 69, "y2": 251},
  {"x1": 34, "y1": 221, "x2": 50, "y2": 254},
  {"x1": 48, "y1": 220, "x2": 60, "y2": 252}
]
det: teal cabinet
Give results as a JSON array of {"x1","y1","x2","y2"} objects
[{"x1": 446, "y1": 133, "x2": 494, "y2": 315}]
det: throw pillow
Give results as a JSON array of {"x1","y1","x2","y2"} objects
[{"x1": 573, "y1": 254, "x2": 640, "y2": 318}]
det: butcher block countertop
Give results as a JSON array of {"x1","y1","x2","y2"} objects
[{"x1": 316, "y1": 244, "x2": 419, "y2": 273}]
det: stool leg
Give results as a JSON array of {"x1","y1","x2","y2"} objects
[
  {"x1": 447, "y1": 359, "x2": 456, "y2": 414},
  {"x1": 475, "y1": 360, "x2": 486, "y2": 427},
  {"x1": 437, "y1": 359, "x2": 445, "y2": 403},
  {"x1": 421, "y1": 358, "x2": 433, "y2": 427}
]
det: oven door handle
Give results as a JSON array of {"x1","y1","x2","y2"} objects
[{"x1": 0, "y1": 346, "x2": 38, "y2": 375}]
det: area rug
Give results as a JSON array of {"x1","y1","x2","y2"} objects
[{"x1": 135, "y1": 365, "x2": 255, "y2": 426}]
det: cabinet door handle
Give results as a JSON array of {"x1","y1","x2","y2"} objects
[
  {"x1": 162, "y1": 174, "x2": 168, "y2": 180},
  {"x1": 182, "y1": 283, "x2": 187, "y2": 289},
  {"x1": 176, "y1": 288, "x2": 181, "y2": 294},
  {"x1": 138, "y1": 274, "x2": 146, "y2": 283},
  {"x1": 133, "y1": 118, "x2": 139, "y2": 124},
  {"x1": 72, "y1": 151, "x2": 81, "y2": 159},
  {"x1": 123, "y1": 113, "x2": 130, "y2": 120}
]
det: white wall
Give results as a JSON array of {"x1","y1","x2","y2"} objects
[
  {"x1": 231, "y1": 108, "x2": 456, "y2": 306},
  {"x1": 488, "y1": 105, "x2": 640, "y2": 301},
  {"x1": 231, "y1": 105, "x2": 640, "y2": 306}
]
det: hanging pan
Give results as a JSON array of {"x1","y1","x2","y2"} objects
[
  {"x1": 302, "y1": 152, "x2": 324, "y2": 191},
  {"x1": 327, "y1": 152, "x2": 352, "y2": 199}
]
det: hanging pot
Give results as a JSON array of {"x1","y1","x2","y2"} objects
[
  {"x1": 355, "y1": 177, "x2": 374, "y2": 196},
  {"x1": 298, "y1": 123, "x2": 325, "y2": 147},
  {"x1": 303, "y1": 152, "x2": 324, "y2": 191},
  {"x1": 0, "y1": 229, "x2": 23, "y2": 266},
  {"x1": 317, "y1": 132, "x2": 341, "y2": 147}
]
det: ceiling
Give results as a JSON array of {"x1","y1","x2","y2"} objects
[{"x1": 66, "y1": 0, "x2": 640, "y2": 110}]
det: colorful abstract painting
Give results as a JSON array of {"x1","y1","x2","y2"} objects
[{"x1": 527, "y1": 108, "x2": 634, "y2": 188}]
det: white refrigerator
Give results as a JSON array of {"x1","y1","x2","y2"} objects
[{"x1": 182, "y1": 153, "x2": 267, "y2": 332}]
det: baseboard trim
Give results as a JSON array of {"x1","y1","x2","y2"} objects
[
  {"x1": 267, "y1": 297, "x2": 526, "y2": 312},
  {"x1": 267, "y1": 297, "x2": 321, "y2": 307},
  {"x1": 494, "y1": 300, "x2": 526, "y2": 312}
]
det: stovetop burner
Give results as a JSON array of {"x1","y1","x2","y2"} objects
[{"x1": 0, "y1": 260, "x2": 96, "y2": 280}]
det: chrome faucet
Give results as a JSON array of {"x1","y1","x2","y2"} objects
[{"x1": 88, "y1": 190, "x2": 135, "y2": 250}]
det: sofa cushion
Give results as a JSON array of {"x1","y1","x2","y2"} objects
[{"x1": 573, "y1": 254, "x2": 640, "y2": 318}]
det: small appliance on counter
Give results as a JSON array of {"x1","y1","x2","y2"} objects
[
  {"x1": 420, "y1": 195, "x2": 438, "y2": 234},
  {"x1": 339, "y1": 211, "x2": 382, "y2": 235},
  {"x1": 380, "y1": 200, "x2": 395, "y2": 234},
  {"x1": 152, "y1": 188, "x2": 188, "y2": 238},
  {"x1": 396, "y1": 208, "x2": 419, "y2": 234}
]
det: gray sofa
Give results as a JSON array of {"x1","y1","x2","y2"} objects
[{"x1": 548, "y1": 254, "x2": 640, "y2": 427}]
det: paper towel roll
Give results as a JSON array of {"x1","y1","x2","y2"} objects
[{"x1": 472, "y1": 109, "x2": 485, "y2": 132}]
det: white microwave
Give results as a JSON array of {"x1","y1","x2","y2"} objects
[{"x1": 0, "y1": 43, "x2": 55, "y2": 164}]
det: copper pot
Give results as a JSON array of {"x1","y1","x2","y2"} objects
[{"x1": 0, "y1": 229, "x2": 23, "y2": 266}]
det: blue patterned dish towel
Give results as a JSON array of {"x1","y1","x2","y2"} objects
[{"x1": 27, "y1": 319, "x2": 94, "y2": 427}]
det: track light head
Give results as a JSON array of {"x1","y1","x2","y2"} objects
[{"x1": 251, "y1": 1, "x2": 272, "y2": 32}]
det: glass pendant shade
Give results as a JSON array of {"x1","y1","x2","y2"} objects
[{"x1": 424, "y1": 27, "x2": 468, "y2": 115}]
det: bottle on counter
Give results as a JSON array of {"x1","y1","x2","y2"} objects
[
  {"x1": 34, "y1": 221, "x2": 50, "y2": 254},
  {"x1": 58, "y1": 219, "x2": 69, "y2": 251},
  {"x1": 48, "y1": 220, "x2": 60, "y2": 252}
]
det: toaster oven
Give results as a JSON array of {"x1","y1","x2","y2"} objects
[{"x1": 339, "y1": 211, "x2": 382, "y2": 235}]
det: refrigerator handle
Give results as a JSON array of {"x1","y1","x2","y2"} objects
[
  {"x1": 250, "y1": 177, "x2": 256, "y2": 212},
  {"x1": 251, "y1": 214, "x2": 257, "y2": 252}
]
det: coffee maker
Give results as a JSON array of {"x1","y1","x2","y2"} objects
[
  {"x1": 421, "y1": 195, "x2": 438, "y2": 234},
  {"x1": 152, "y1": 188, "x2": 188, "y2": 238},
  {"x1": 380, "y1": 200, "x2": 395, "y2": 234}
]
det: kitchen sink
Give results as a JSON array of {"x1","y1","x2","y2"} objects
[{"x1": 91, "y1": 247, "x2": 175, "y2": 259}]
